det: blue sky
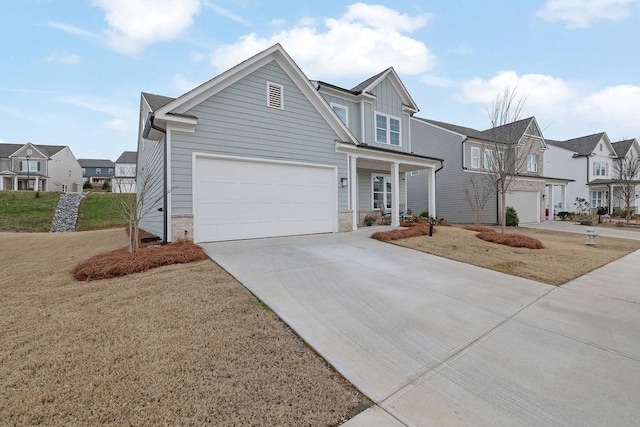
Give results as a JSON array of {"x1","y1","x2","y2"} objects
[{"x1": 2, "y1": 0, "x2": 639, "y2": 160}]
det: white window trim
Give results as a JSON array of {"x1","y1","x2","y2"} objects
[
  {"x1": 410, "y1": 170, "x2": 419, "y2": 176},
  {"x1": 374, "y1": 111, "x2": 402, "y2": 146},
  {"x1": 96, "y1": 168, "x2": 101, "y2": 174},
  {"x1": 591, "y1": 190, "x2": 604, "y2": 207},
  {"x1": 21, "y1": 160, "x2": 38, "y2": 172},
  {"x1": 330, "y1": 102, "x2": 348, "y2": 126},
  {"x1": 371, "y1": 173, "x2": 392, "y2": 210},
  {"x1": 470, "y1": 147, "x2": 480, "y2": 169},
  {"x1": 527, "y1": 154, "x2": 538, "y2": 173},
  {"x1": 266, "y1": 81, "x2": 284, "y2": 110}
]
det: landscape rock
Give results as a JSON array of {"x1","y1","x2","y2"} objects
[{"x1": 51, "y1": 192, "x2": 87, "y2": 232}]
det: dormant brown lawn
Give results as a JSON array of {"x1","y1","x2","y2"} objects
[
  {"x1": 394, "y1": 225, "x2": 640, "y2": 285},
  {"x1": 0, "y1": 230, "x2": 369, "y2": 426}
]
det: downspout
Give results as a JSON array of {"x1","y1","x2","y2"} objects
[
  {"x1": 143, "y1": 112, "x2": 168, "y2": 243},
  {"x1": 460, "y1": 137, "x2": 468, "y2": 169}
]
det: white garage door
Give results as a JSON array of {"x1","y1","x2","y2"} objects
[
  {"x1": 194, "y1": 155, "x2": 337, "y2": 243},
  {"x1": 506, "y1": 191, "x2": 540, "y2": 224}
]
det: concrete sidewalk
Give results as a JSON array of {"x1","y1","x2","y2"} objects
[
  {"x1": 524, "y1": 220, "x2": 640, "y2": 240},
  {"x1": 202, "y1": 228, "x2": 640, "y2": 426}
]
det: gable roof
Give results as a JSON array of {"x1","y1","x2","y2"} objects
[
  {"x1": 142, "y1": 93, "x2": 175, "y2": 111},
  {"x1": 352, "y1": 67, "x2": 419, "y2": 113},
  {"x1": 151, "y1": 43, "x2": 359, "y2": 145},
  {"x1": 78, "y1": 159, "x2": 114, "y2": 168},
  {"x1": 479, "y1": 117, "x2": 536, "y2": 144},
  {"x1": 0, "y1": 143, "x2": 66, "y2": 158},
  {"x1": 546, "y1": 132, "x2": 607, "y2": 156},
  {"x1": 115, "y1": 151, "x2": 137, "y2": 164},
  {"x1": 351, "y1": 68, "x2": 390, "y2": 93},
  {"x1": 611, "y1": 139, "x2": 636, "y2": 157}
]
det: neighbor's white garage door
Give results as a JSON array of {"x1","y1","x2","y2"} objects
[
  {"x1": 194, "y1": 155, "x2": 336, "y2": 243},
  {"x1": 505, "y1": 191, "x2": 540, "y2": 224}
]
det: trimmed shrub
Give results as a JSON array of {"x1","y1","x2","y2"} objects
[
  {"x1": 476, "y1": 232, "x2": 544, "y2": 249},
  {"x1": 505, "y1": 206, "x2": 519, "y2": 227},
  {"x1": 83, "y1": 181, "x2": 92, "y2": 190},
  {"x1": 372, "y1": 222, "x2": 435, "y2": 242},
  {"x1": 557, "y1": 211, "x2": 570, "y2": 221}
]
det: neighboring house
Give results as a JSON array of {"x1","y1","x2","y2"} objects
[
  {"x1": 546, "y1": 134, "x2": 640, "y2": 214},
  {"x1": 0, "y1": 142, "x2": 83, "y2": 192},
  {"x1": 112, "y1": 151, "x2": 137, "y2": 193},
  {"x1": 408, "y1": 117, "x2": 572, "y2": 224},
  {"x1": 78, "y1": 159, "x2": 115, "y2": 187},
  {"x1": 137, "y1": 43, "x2": 442, "y2": 243}
]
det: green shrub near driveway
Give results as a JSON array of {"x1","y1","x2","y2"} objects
[
  {"x1": 75, "y1": 193, "x2": 133, "y2": 231},
  {"x1": 0, "y1": 191, "x2": 60, "y2": 232},
  {"x1": 505, "y1": 206, "x2": 519, "y2": 227}
]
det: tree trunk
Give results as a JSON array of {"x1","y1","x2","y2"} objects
[{"x1": 500, "y1": 191, "x2": 507, "y2": 233}]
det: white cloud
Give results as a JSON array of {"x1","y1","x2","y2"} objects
[
  {"x1": 45, "y1": 50, "x2": 81, "y2": 65},
  {"x1": 173, "y1": 74, "x2": 198, "y2": 94},
  {"x1": 457, "y1": 71, "x2": 573, "y2": 117},
  {"x1": 203, "y1": 1, "x2": 250, "y2": 25},
  {"x1": 536, "y1": 0, "x2": 639, "y2": 28},
  {"x1": 94, "y1": 0, "x2": 201, "y2": 54},
  {"x1": 420, "y1": 75, "x2": 457, "y2": 88},
  {"x1": 56, "y1": 94, "x2": 136, "y2": 133},
  {"x1": 574, "y1": 85, "x2": 640, "y2": 136},
  {"x1": 45, "y1": 21, "x2": 96, "y2": 39},
  {"x1": 210, "y1": 3, "x2": 436, "y2": 80}
]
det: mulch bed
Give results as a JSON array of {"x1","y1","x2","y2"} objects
[
  {"x1": 462, "y1": 225, "x2": 496, "y2": 233},
  {"x1": 74, "y1": 240, "x2": 208, "y2": 281},
  {"x1": 372, "y1": 222, "x2": 436, "y2": 242},
  {"x1": 476, "y1": 231, "x2": 545, "y2": 249}
]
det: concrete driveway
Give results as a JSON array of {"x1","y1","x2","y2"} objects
[
  {"x1": 525, "y1": 219, "x2": 640, "y2": 241},
  {"x1": 202, "y1": 228, "x2": 640, "y2": 426}
]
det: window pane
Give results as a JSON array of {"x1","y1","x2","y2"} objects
[
  {"x1": 390, "y1": 131, "x2": 400, "y2": 145},
  {"x1": 373, "y1": 176, "x2": 384, "y2": 192},
  {"x1": 332, "y1": 105, "x2": 347, "y2": 124},
  {"x1": 376, "y1": 115, "x2": 387, "y2": 129},
  {"x1": 373, "y1": 193, "x2": 383, "y2": 208},
  {"x1": 376, "y1": 129, "x2": 387, "y2": 143},
  {"x1": 390, "y1": 118, "x2": 400, "y2": 133}
]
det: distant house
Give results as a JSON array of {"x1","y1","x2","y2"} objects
[
  {"x1": 0, "y1": 142, "x2": 83, "y2": 192},
  {"x1": 408, "y1": 117, "x2": 572, "y2": 224},
  {"x1": 78, "y1": 159, "x2": 115, "y2": 187},
  {"x1": 546, "y1": 133, "x2": 640, "y2": 214},
  {"x1": 112, "y1": 151, "x2": 137, "y2": 193}
]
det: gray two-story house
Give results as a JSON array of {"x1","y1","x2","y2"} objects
[
  {"x1": 408, "y1": 117, "x2": 571, "y2": 224},
  {"x1": 78, "y1": 159, "x2": 115, "y2": 187},
  {"x1": 137, "y1": 43, "x2": 442, "y2": 243},
  {"x1": 0, "y1": 142, "x2": 83, "y2": 192}
]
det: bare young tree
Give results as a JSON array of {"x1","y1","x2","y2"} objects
[
  {"x1": 465, "y1": 173, "x2": 495, "y2": 225},
  {"x1": 484, "y1": 86, "x2": 529, "y2": 233},
  {"x1": 613, "y1": 155, "x2": 640, "y2": 223},
  {"x1": 112, "y1": 170, "x2": 166, "y2": 253}
]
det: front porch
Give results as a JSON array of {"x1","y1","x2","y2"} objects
[
  {"x1": 0, "y1": 173, "x2": 47, "y2": 191},
  {"x1": 337, "y1": 143, "x2": 441, "y2": 230}
]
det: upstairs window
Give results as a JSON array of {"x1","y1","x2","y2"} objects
[
  {"x1": 375, "y1": 112, "x2": 400, "y2": 146},
  {"x1": 484, "y1": 149, "x2": 493, "y2": 169},
  {"x1": 527, "y1": 154, "x2": 538, "y2": 173},
  {"x1": 267, "y1": 82, "x2": 283, "y2": 109},
  {"x1": 593, "y1": 161, "x2": 608, "y2": 176},
  {"x1": 82, "y1": 168, "x2": 86, "y2": 174},
  {"x1": 470, "y1": 147, "x2": 480, "y2": 169},
  {"x1": 20, "y1": 160, "x2": 39, "y2": 172},
  {"x1": 96, "y1": 168, "x2": 101, "y2": 174},
  {"x1": 108, "y1": 168, "x2": 113, "y2": 174},
  {"x1": 119, "y1": 166, "x2": 125, "y2": 175},
  {"x1": 330, "y1": 103, "x2": 348, "y2": 125}
]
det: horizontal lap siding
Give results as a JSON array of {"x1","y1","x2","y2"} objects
[
  {"x1": 320, "y1": 93, "x2": 361, "y2": 140},
  {"x1": 410, "y1": 119, "x2": 497, "y2": 223},
  {"x1": 137, "y1": 136, "x2": 166, "y2": 238},
  {"x1": 170, "y1": 61, "x2": 348, "y2": 214}
]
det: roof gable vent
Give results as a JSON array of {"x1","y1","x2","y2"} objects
[{"x1": 267, "y1": 82, "x2": 283, "y2": 109}]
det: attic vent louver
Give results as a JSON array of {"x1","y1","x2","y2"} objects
[{"x1": 267, "y1": 82, "x2": 283, "y2": 109}]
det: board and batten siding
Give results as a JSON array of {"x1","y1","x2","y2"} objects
[
  {"x1": 409, "y1": 118, "x2": 497, "y2": 223},
  {"x1": 319, "y1": 93, "x2": 361, "y2": 140},
  {"x1": 169, "y1": 60, "x2": 348, "y2": 215},
  {"x1": 367, "y1": 77, "x2": 411, "y2": 153},
  {"x1": 137, "y1": 99, "x2": 166, "y2": 239}
]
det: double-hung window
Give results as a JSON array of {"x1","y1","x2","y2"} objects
[
  {"x1": 21, "y1": 160, "x2": 38, "y2": 172},
  {"x1": 591, "y1": 191, "x2": 604, "y2": 207},
  {"x1": 470, "y1": 147, "x2": 480, "y2": 169},
  {"x1": 593, "y1": 161, "x2": 607, "y2": 176},
  {"x1": 96, "y1": 168, "x2": 101, "y2": 174},
  {"x1": 331, "y1": 103, "x2": 348, "y2": 125},
  {"x1": 484, "y1": 149, "x2": 493, "y2": 169},
  {"x1": 375, "y1": 113, "x2": 401, "y2": 146},
  {"x1": 527, "y1": 154, "x2": 538, "y2": 173}
]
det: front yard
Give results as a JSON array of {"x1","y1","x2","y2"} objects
[
  {"x1": 0, "y1": 230, "x2": 369, "y2": 425},
  {"x1": 394, "y1": 225, "x2": 640, "y2": 285}
]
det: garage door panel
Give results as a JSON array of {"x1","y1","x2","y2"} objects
[
  {"x1": 506, "y1": 191, "x2": 539, "y2": 224},
  {"x1": 194, "y1": 156, "x2": 336, "y2": 242}
]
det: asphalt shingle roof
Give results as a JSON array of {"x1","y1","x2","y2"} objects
[
  {"x1": 611, "y1": 139, "x2": 635, "y2": 157},
  {"x1": 478, "y1": 117, "x2": 534, "y2": 144},
  {"x1": 78, "y1": 159, "x2": 114, "y2": 168},
  {"x1": 115, "y1": 151, "x2": 137, "y2": 164},
  {"x1": 0, "y1": 143, "x2": 66, "y2": 158},
  {"x1": 142, "y1": 92, "x2": 175, "y2": 111},
  {"x1": 350, "y1": 68, "x2": 391, "y2": 94},
  {"x1": 546, "y1": 133, "x2": 605, "y2": 156}
]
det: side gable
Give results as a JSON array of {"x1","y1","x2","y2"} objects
[
  {"x1": 354, "y1": 67, "x2": 418, "y2": 114},
  {"x1": 154, "y1": 43, "x2": 358, "y2": 146},
  {"x1": 9, "y1": 142, "x2": 48, "y2": 159}
]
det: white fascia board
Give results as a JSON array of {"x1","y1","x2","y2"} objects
[
  {"x1": 9, "y1": 142, "x2": 48, "y2": 159},
  {"x1": 318, "y1": 85, "x2": 359, "y2": 102},
  {"x1": 362, "y1": 68, "x2": 419, "y2": 112},
  {"x1": 335, "y1": 142, "x2": 439, "y2": 169}
]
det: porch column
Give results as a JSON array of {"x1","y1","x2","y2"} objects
[
  {"x1": 349, "y1": 155, "x2": 358, "y2": 230},
  {"x1": 391, "y1": 162, "x2": 400, "y2": 226},
  {"x1": 14, "y1": 176, "x2": 18, "y2": 190},
  {"x1": 428, "y1": 167, "x2": 436, "y2": 219},
  {"x1": 548, "y1": 184, "x2": 555, "y2": 220},
  {"x1": 561, "y1": 185, "x2": 567, "y2": 212},
  {"x1": 34, "y1": 177, "x2": 39, "y2": 191},
  {"x1": 0, "y1": 177, "x2": 3, "y2": 191}
]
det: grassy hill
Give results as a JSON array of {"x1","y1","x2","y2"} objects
[{"x1": 0, "y1": 191, "x2": 133, "y2": 232}]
